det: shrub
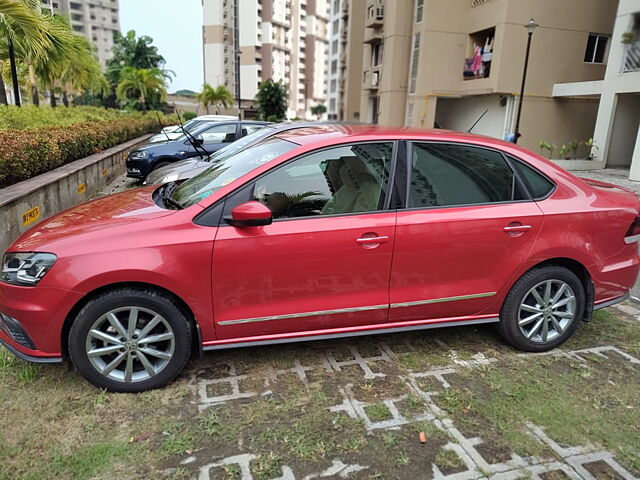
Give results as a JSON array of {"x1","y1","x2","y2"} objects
[
  {"x1": 182, "y1": 111, "x2": 197, "y2": 121},
  {"x1": 0, "y1": 115, "x2": 161, "y2": 187}
]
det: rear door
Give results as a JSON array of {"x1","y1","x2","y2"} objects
[{"x1": 389, "y1": 142, "x2": 544, "y2": 322}]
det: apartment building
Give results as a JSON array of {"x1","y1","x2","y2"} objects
[
  {"x1": 326, "y1": 0, "x2": 366, "y2": 121},
  {"x1": 40, "y1": 0, "x2": 120, "y2": 68},
  {"x1": 357, "y1": 0, "x2": 618, "y2": 154},
  {"x1": 553, "y1": 0, "x2": 640, "y2": 180},
  {"x1": 202, "y1": 0, "x2": 330, "y2": 119}
]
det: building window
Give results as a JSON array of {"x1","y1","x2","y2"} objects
[
  {"x1": 415, "y1": 0, "x2": 423, "y2": 23},
  {"x1": 406, "y1": 103, "x2": 414, "y2": 126},
  {"x1": 332, "y1": 40, "x2": 338, "y2": 54},
  {"x1": 69, "y1": 1, "x2": 81, "y2": 9},
  {"x1": 333, "y1": 0, "x2": 340, "y2": 14},
  {"x1": 584, "y1": 34, "x2": 610, "y2": 64},
  {"x1": 371, "y1": 42, "x2": 383, "y2": 66},
  {"x1": 332, "y1": 19, "x2": 339, "y2": 35},
  {"x1": 409, "y1": 33, "x2": 420, "y2": 93},
  {"x1": 330, "y1": 79, "x2": 337, "y2": 92},
  {"x1": 330, "y1": 98, "x2": 336, "y2": 111},
  {"x1": 331, "y1": 59, "x2": 337, "y2": 74}
]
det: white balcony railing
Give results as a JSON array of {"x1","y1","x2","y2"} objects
[{"x1": 623, "y1": 42, "x2": 640, "y2": 72}]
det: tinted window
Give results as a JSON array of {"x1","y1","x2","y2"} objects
[
  {"x1": 409, "y1": 143, "x2": 526, "y2": 208},
  {"x1": 252, "y1": 143, "x2": 393, "y2": 219},
  {"x1": 209, "y1": 126, "x2": 275, "y2": 163},
  {"x1": 197, "y1": 124, "x2": 236, "y2": 144},
  {"x1": 510, "y1": 157, "x2": 555, "y2": 199}
]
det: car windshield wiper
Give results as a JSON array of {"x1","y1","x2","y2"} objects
[{"x1": 161, "y1": 181, "x2": 183, "y2": 210}]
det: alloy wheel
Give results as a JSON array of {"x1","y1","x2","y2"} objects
[
  {"x1": 85, "y1": 306, "x2": 175, "y2": 383},
  {"x1": 517, "y1": 279, "x2": 576, "y2": 343}
]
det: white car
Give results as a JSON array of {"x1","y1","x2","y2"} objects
[{"x1": 152, "y1": 115, "x2": 239, "y2": 143}]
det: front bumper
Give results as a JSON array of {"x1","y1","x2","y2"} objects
[
  {"x1": 126, "y1": 157, "x2": 151, "y2": 179},
  {"x1": 0, "y1": 282, "x2": 84, "y2": 361}
]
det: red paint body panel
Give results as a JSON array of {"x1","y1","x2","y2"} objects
[
  {"x1": 212, "y1": 212, "x2": 396, "y2": 338},
  {"x1": 1, "y1": 126, "x2": 638, "y2": 360}
]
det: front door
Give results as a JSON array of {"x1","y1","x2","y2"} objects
[
  {"x1": 389, "y1": 142, "x2": 544, "y2": 322},
  {"x1": 212, "y1": 142, "x2": 397, "y2": 339}
]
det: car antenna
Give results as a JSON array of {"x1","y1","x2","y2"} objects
[
  {"x1": 466, "y1": 109, "x2": 489, "y2": 133},
  {"x1": 174, "y1": 105, "x2": 208, "y2": 159},
  {"x1": 156, "y1": 111, "x2": 171, "y2": 142}
]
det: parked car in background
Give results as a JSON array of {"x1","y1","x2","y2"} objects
[
  {"x1": 151, "y1": 114, "x2": 238, "y2": 143},
  {"x1": 144, "y1": 122, "x2": 320, "y2": 185},
  {"x1": 2, "y1": 125, "x2": 638, "y2": 392},
  {"x1": 126, "y1": 121, "x2": 268, "y2": 181}
]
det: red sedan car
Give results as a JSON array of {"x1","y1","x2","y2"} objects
[{"x1": 1, "y1": 125, "x2": 638, "y2": 392}]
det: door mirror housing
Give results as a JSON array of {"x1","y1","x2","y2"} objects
[{"x1": 226, "y1": 201, "x2": 273, "y2": 227}]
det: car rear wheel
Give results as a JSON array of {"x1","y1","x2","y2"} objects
[
  {"x1": 498, "y1": 265, "x2": 585, "y2": 352},
  {"x1": 68, "y1": 288, "x2": 192, "y2": 392}
]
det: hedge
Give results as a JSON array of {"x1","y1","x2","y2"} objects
[{"x1": 0, "y1": 116, "x2": 160, "y2": 188}]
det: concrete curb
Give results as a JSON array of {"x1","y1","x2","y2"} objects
[{"x1": 0, "y1": 134, "x2": 151, "y2": 254}]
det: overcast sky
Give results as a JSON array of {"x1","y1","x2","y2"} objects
[{"x1": 119, "y1": 0, "x2": 204, "y2": 93}]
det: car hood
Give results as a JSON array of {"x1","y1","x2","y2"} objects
[
  {"x1": 145, "y1": 158, "x2": 212, "y2": 185},
  {"x1": 10, "y1": 187, "x2": 174, "y2": 252},
  {"x1": 132, "y1": 139, "x2": 185, "y2": 153}
]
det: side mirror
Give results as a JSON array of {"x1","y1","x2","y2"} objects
[
  {"x1": 194, "y1": 137, "x2": 204, "y2": 146},
  {"x1": 225, "y1": 201, "x2": 273, "y2": 227}
]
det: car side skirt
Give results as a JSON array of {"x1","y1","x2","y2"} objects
[
  {"x1": 202, "y1": 315, "x2": 500, "y2": 351},
  {"x1": 593, "y1": 292, "x2": 630, "y2": 310}
]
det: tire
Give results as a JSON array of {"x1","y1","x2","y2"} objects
[
  {"x1": 497, "y1": 265, "x2": 585, "y2": 352},
  {"x1": 68, "y1": 288, "x2": 192, "y2": 392},
  {"x1": 152, "y1": 161, "x2": 171, "y2": 172}
]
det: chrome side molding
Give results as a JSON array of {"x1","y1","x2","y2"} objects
[{"x1": 218, "y1": 292, "x2": 497, "y2": 326}]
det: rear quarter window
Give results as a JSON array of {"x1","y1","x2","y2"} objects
[{"x1": 510, "y1": 157, "x2": 555, "y2": 199}]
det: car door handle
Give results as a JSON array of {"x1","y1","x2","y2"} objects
[
  {"x1": 503, "y1": 225, "x2": 532, "y2": 233},
  {"x1": 356, "y1": 235, "x2": 389, "y2": 244}
]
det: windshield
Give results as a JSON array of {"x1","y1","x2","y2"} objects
[
  {"x1": 207, "y1": 126, "x2": 276, "y2": 163},
  {"x1": 172, "y1": 138, "x2": 297, "y2": 208}
]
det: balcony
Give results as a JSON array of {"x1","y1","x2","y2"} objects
[
  {"x1": 623, "y1": 42, "x2": 640, "y2": 73},
  {"x1": 363, "y1": 69, "x2": 380, "y2": 90},
  {"x1": 463, "y1": 27, "x2": 494, "y2": 80},
  {"x1": 365, "y1": 2, "x2": 384, "y2": 28}
]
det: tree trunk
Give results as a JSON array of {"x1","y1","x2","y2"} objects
[
  {"x1": 7, "y1": 38, "x2": 21, "y2": 106},
  {"x1": 62, "y1": 90, "x2": 69, "y2": 107},
  {"x1": 0, "y1": 71, "x2": 8, "y2": 106},
  {"x1": 49, "y1": 88, "x2": 57, "y2": 107}
]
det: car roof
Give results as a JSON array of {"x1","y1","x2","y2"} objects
[
  {"x1": 273, "y1": 124, "x2": 516, "y2": 150},
  {"x1": 194, "y1": 115, "x2": 238, "y2": 121}
]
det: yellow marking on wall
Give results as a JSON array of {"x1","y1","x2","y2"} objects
[
  {"x1": 102, "y1": 168, "x2": 108, "y2": 176},
  {"x1": 77, "y1": 183, "x2": 87, "y2": 195},
  {"x1": 22, "y1": 206, "x2": 41, "y2": 227}
]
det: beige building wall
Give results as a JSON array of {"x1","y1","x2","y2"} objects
[
  {"x1": 357, "y1": 0, "x2": 617, "y2": 153},
  {"x1": 360, "y1": 0, "x2": 413, "y2": 126}
]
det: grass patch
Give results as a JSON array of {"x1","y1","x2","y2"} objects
[{"x1": 363, "y1": 404, "x2": 392, "y2": 422}]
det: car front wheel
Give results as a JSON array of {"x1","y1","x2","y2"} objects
[
  {"x1": 498, "y1": 265, "x2": 585, "y2": 352},
  {"x1": 68, "y1": 288, "x2": 192, "y2": 392}
]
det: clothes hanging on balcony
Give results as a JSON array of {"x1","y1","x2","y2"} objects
[
  {"x1": 471, "y1": 45, "x2": 483, "y2": 76},
  {"x1": 482, "y1": 36, "x2": 493, "y2": 62}
]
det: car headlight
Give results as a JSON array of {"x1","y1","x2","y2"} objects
[
  {"x1": 160, "y1": 174, "x2": 180, "y2": 184},
  {"x1": 130, "y1": 150, "x2": 149, "y2": 160},
  {"x1": 1, "y1": 253, "x2": 57, "y2": 286}
]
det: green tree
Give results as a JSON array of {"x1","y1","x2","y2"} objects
[
  {"x1": 59, "y1": 35, "x2": 107, "y2": 107},
  {"x1": 0, "y1": 0, "x2": 50, "y2": 106},
  {"x1": 255, "y1": 79, "x2": 287, "y2": 121},
  {"x1": 310, "y1": 104, "x2": 327, "y2": 120},
  {"x1": 116, "y1": 67, "x2": 167, "y2": 110},
  {"x1": 196, "y1": 83, "x2": 234, "y2": 114}
]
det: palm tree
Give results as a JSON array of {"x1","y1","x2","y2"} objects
[
  {"x1": 33, "y1": 14, "x2": 75, "y2": 107},
  {"x1": 0, "y1": 0, "x2": 50, "y2": 106},
  {"x1": 59, "y1": 36, "x2": 107, "y2": 107},
  {"x1": 196, "y1": 83, "x2": 234, "y2": 114},
  {"x1": 116, "y1": 67, "x2": 167, "y2": 110}
]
